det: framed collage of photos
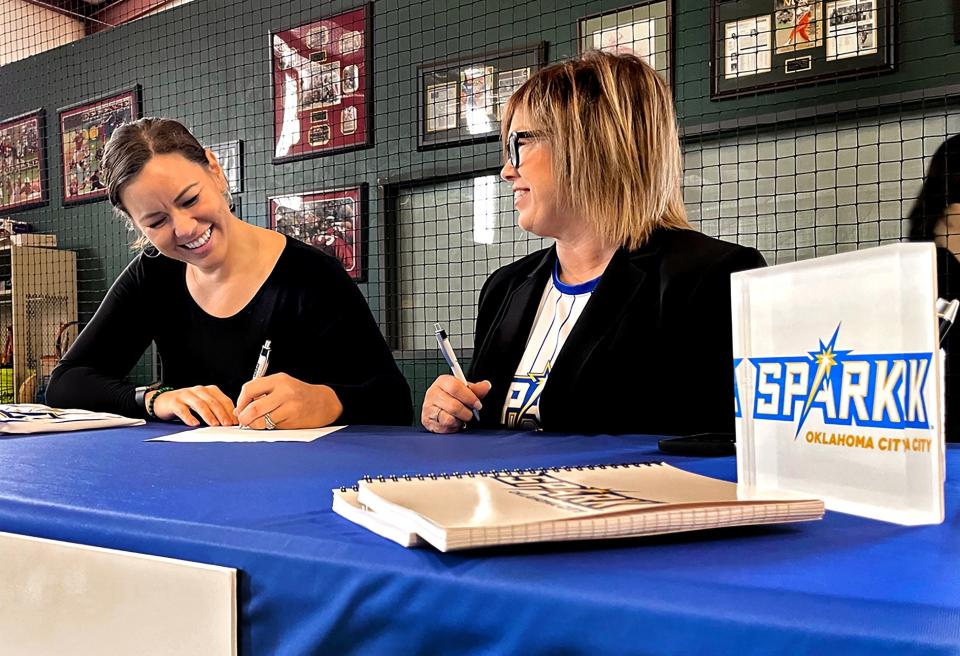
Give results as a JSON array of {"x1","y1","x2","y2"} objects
[
  {"x1": 417, "y1": 42, "x2": 546, "y2": 150},
  {"x1": 271, "y1": 4, "x2": 372, "y2": 162},
  {"x1": 578, "y1": 1, "x2": 672, "y2": 86},
  {"x1": 269, "y1": 185, "x2": 367, "y2": 281},
  {"x1": 711, "y1": 0, "x2": 895, "y2": 99},
  {"x1": 0, "y1": 109, "x2": 46, "y2": 213},
  {"x1": 58, "y1": 86, "x2": 140, "y2": 205}
]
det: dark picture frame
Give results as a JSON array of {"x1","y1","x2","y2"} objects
[
  {"x1": 578, "y1": 1, "x2": 673, "y2": 88},
  {"x1": 271, "y1": 3, "x2": 373, "y2": 162},
  {"x1": 417, "y1": 42, "x2": 547, "y2": 150},
  {"x1": 711, "y1": 0, "x2": 895, "y2": 99},
  {"x1": 208, "y1": 140, "x2": 243, "y2": 194},
  {"x1": 0, "y1": 109, "x2": 47, "y2": 213},
  {"x1": 58, "y1": 86, "x2": 140, "y2": 205},
  {"x1": 269, "y1": 184, "x2": 367, "y2": 281}
]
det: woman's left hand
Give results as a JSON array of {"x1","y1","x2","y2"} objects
[{"x1": 235, "y1": 373, "x2": 344, "y2": 429}]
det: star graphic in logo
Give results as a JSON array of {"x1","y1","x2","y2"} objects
[
  {"x1": 517, "y1": 362, "x2": 551, "y2": 418},
  {"x1": 520, "y1": 363, "x2": 551, "y2": 389},
  {"x1": 795, "y1": 324, "x2": 853, "y2": 437}
]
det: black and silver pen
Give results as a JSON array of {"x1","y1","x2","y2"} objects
[
  {"x1": 252, "y1": 340, "x2": 272, "y2": 379},
  {"x1": 239, "y1": 340, "x2": 273, "y2": 430},
  {"x1": 434, "y1": 323, "x2": 480, "y2": 422}
]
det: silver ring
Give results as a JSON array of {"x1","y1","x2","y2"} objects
[
  {"x1": 264, "y1": 413, "x2": 277, "y2": 430},
  {"x1": 433, "y1": 408, "x2": 442, "y2": 423}
]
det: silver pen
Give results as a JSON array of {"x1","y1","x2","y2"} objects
[
  {"x1": 434, "y1": 323, "x2": 481, "y2": 422},
  {"x1": 240, "y1": 340, "x2": 272, "y2": 430},
  {"x1": 252, "y1": 340, "x2": 272, "y2": 379}
]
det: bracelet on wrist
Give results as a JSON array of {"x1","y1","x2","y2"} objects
[
  {"x1": 146, "y1": 386, "x2": 174, "y2": 419},
  {"x1": 134, "y1": 381, "x2": 164, "y2": 409}
]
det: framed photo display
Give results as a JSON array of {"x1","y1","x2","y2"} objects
[
  {"x1": 417, "y1": 43, "x2": 546, "y2": 150},
  {"x1": 578, "y1": 1, "x2": 672, "y2": 85},
  {"x1": 0, "y1": 109, "x2": 47, "y2": 213},
  {"x1": 711, "y1": 0, "x2": 895, "y2": 99},
  {"x1": 208, "y1": 140, "x2": 242, "y2": 194},
  {"x1": 271, "y1": 4, "x2": 372, "y2": 162},
  {"x1": 59, "y1": 86, "x2": 140, "y2": 205},
  {"x1": 269, "y1": 185, "x2": 366, "y2": 281}
]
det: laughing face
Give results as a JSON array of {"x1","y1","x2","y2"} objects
[
  {"x1": 499, "y1": 107, "x2": 566, "y2": 240},
  {"x1": 120, "y1": 151, "x2": 232, "y2": 268}
]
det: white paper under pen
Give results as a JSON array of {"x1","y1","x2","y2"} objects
[{"x1": 146, "y1": 425, "x2": 347, "y2": 443}]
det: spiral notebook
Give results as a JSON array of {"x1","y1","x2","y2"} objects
[
  {"x1": 332, "y1": 487, "x2": 422, "y2": 547},
  {"x1": 333, "y1": 462, "x2": 824, "y2": 552}
]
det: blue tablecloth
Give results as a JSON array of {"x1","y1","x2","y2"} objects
[{"x1": 0, "y1": 424, "x2": 956, "y2": 655}]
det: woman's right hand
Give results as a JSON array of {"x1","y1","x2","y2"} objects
[
  {"x1": 148, "y1": 385, "x2": 238, "y2": 427},
  {"x1": 421, "y1": 375, "x2": 492, "y2": 434}
]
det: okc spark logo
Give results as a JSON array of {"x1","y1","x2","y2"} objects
[{"x1": 736, "y1": 325, "x2": 934, "y2": 435}]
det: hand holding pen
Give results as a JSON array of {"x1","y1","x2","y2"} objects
[
  {"x1": 421, "y1": 323, "x2": 492, "y2": 433},
  {"x1": 237, "y1": 340, "x2": 274, "y2": 429},
  {"x1": 435, "y1": 323, "x2": 480, "y2": 422},
  {"x1": 235, "y1": 339, "x2": 344, "y2": 429}
]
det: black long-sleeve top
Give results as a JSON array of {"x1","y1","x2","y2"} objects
[{"x1": 46, "y1": 237, "x2": 412, "y2": 425}]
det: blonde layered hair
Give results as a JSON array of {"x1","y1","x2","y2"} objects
[{"x1": 501, "y1": 50, "x2": 689, "y2": 250}]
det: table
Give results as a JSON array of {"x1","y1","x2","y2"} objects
[{"x1": 0, "y1": 424, "x2": 957, "y2": 655}]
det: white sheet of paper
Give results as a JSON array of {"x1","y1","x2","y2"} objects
[{"x1": 146, "y1": 425, "x2": 347, "y2": 443}]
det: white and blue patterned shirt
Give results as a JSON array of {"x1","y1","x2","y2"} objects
[{"x1": 501, "y1": 262, "x2": 601, "y2": 430}]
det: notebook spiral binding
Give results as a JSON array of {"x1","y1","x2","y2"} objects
[{"x1": 338, "y1": 462, "x2": 662, "y2": 492}]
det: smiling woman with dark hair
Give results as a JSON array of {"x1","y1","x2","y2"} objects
[
  {"x1": 907, "y1": 134, "x2": 960, "y2": 311},
  {"x1": 908, "y1": 134, "x2": 960, "y2": 246},
  {"x1": 908, "y1": 133, "x2": 960, "y2": 441},
  {"x1": 46, "y1": 117, "x2": 411, "y2": 429},
  {"x1": 420, "y1": 51, "x2": 766, "y2": 436}
]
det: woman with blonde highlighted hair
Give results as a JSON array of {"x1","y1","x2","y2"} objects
[{"x1": 422, "y1": 51, "x2": 766, "y2": 435}]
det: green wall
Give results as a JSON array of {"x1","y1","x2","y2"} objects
[
  {"x1": 0, "y1": 0, "x2": 957, "y2": 416},
  {"x1": 2, "y1": 0, "x2": 954, "y2": 270}
]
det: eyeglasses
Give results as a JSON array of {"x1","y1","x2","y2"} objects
[{"x1": 506, "y1": 131, "x2": 543, "y2": 169}]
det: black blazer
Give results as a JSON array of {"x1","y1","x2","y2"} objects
[{"x1": 468, "y1": 228, "x2": 767, "y2": 435}]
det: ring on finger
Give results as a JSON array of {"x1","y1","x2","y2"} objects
[{"x1": 264, "y1": 412, "x2": 277, "y2": 430}]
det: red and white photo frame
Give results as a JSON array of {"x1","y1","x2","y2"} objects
[
  {"x1": 0, "y1": 109, "x2": 47, "y2": 213},
  {"x1": 58, "y1": 86, "x2": 140, "y2": 205},
  {"x1": 271, "y1": 4, "x2": 372, "y2": 162},
  {"x1": 269, "y1": 185, "x2": 366, "y2": 281}
]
